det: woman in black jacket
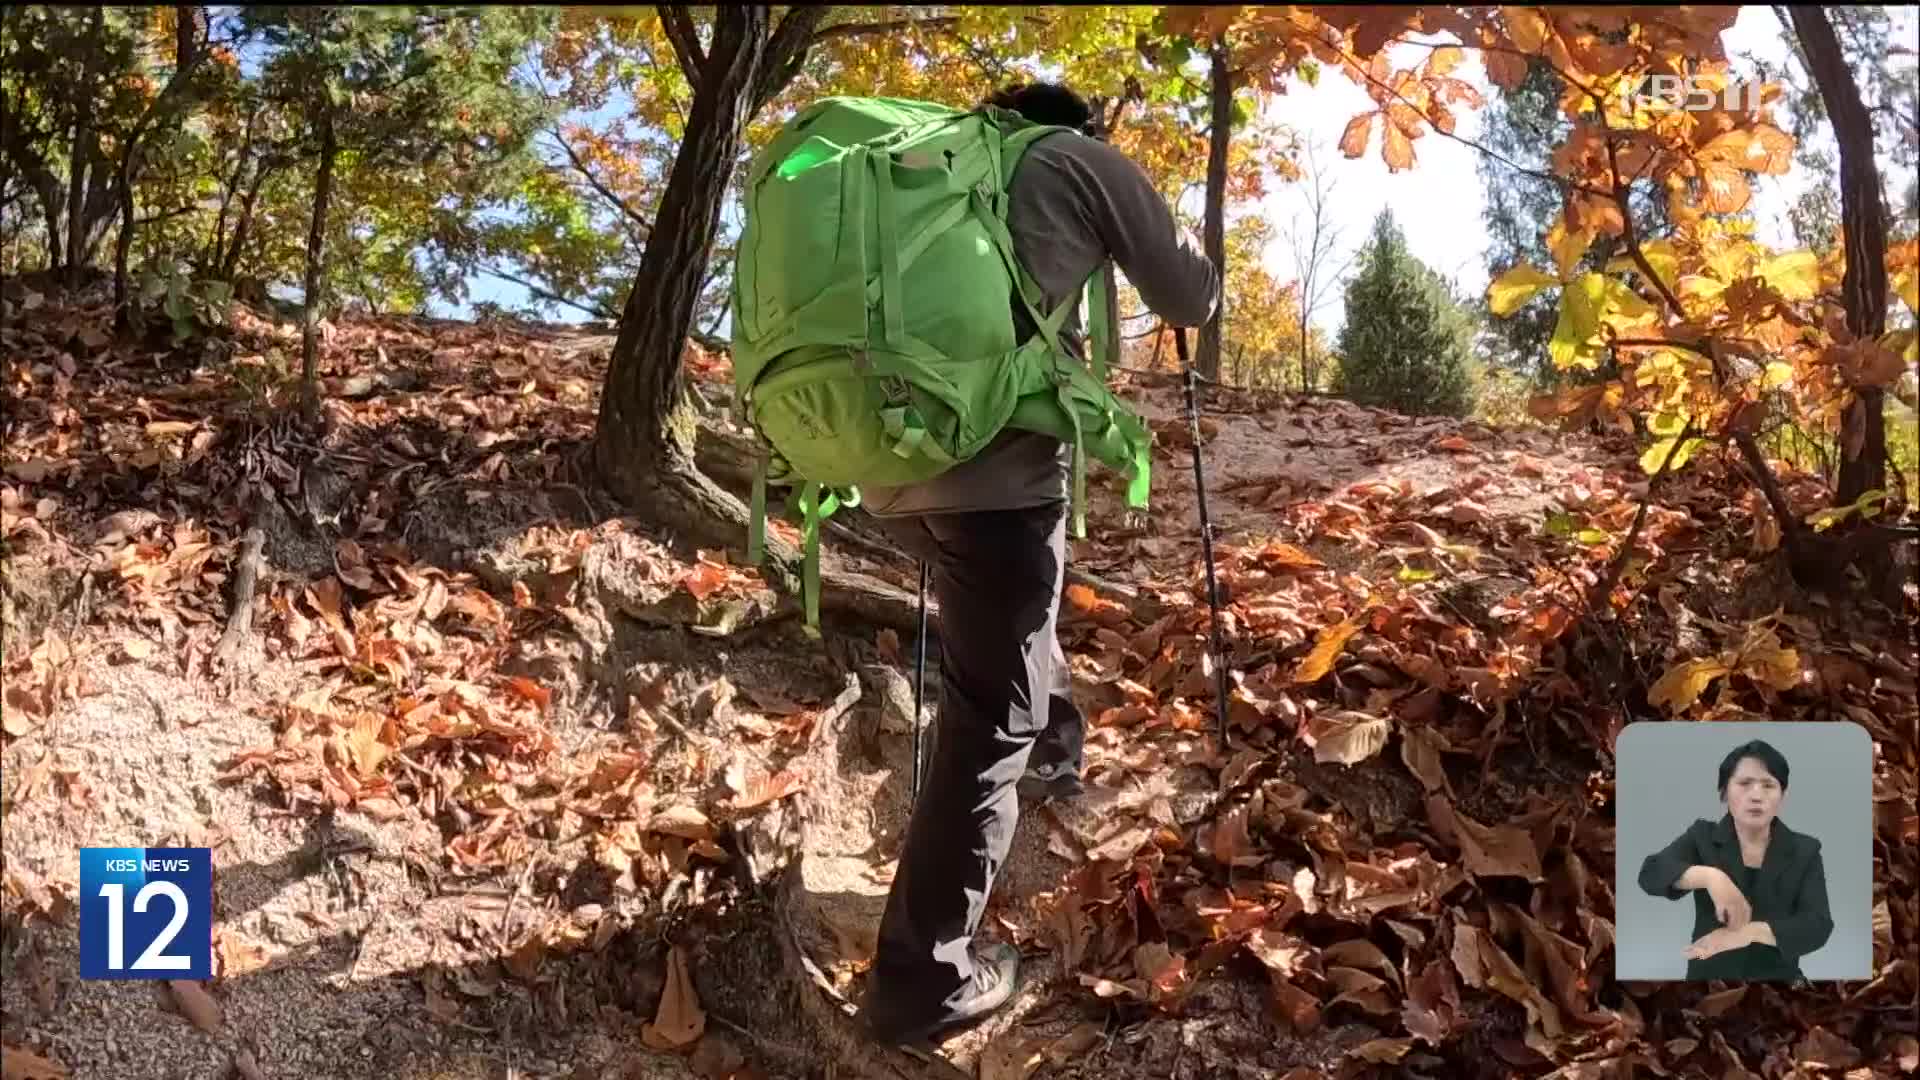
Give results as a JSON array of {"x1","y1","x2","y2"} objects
[{"x1": 1636, "y1": 739, "x2": 1834, "y2": 981}]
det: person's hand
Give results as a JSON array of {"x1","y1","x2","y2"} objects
[
  {"x1": 1702, "y1": 868, "x2": 1751, "y2": 929},
  {"x1": 1685, "y1": 924, "x2": 1754, "y2": 961}
]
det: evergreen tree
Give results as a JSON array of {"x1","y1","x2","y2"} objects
[{"x1": 1335, "y1": 208, "x2": 1476, "y2": 418}]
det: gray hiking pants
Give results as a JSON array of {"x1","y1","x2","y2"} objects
[{"x1": 862, "y1": 498, "x2": 1084, "y2": 1034}]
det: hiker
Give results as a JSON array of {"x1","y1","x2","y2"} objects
[{"x1": 857, "y1": 81, "x2": 1221, "y2": 1045}]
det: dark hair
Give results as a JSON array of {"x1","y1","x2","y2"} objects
[
  {"x1": 1717, "y1": 739, "x2": 1790, "y2": 796},
  {"x1": 982, "y1": 81, "x2": 1094, "y2": 133}
]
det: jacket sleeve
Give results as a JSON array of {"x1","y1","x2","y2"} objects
[
  {"x1": 1770, "y1": 843, "x2": 1834, "y2": 962},
  {"x1": 1074, "y1": 139, "x2": 1221, "y2": 328},
  {"x1": 1638, "y1": 820, "x2": 1707, "y2": 900}
]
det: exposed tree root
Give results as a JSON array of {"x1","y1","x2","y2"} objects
[{"x1": 212, "y1": 488, "x2": 270, "y2": 672}]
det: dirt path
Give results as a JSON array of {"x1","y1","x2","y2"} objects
[{"x1": 4, "y1": 302, "x2": 1915, "y2": 1080}]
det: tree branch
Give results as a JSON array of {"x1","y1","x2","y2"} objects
[
  {"x1": 809, "y1": 15, "x2": 961, "y2": 45},
  {"x1": 549, "y1": 126, "x2": 653, "y2": 239},
  {"x1": 659, "y1": 5, "x2": 706, "y2": 83},
  {"x1": 754, "y1": 5, "x2": 831, "y2": 111},
  {"x1": 478, "y1": 263, "x2": 617, "y2": 321}
]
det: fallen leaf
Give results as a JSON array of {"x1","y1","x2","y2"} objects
[
  {"x1": 1350, "y1": 1038, "x2": 1414, "y2": 1064},
  {"x1": 725, "y1": 753, "x2": 805, "y2": 810},
  {"x1": 1648, "y1": 657, "x2": 1729, "y2": 713},
  {"x1": 1793, "y1": 1026, "x2": 1860, "y2": 1070},
  {"x1": 1694, "y1": 985, "x2": 1746, "y2": 1017},
  {"x1": 121, "y1": 638, "x2": 154, "y2": 660},
  {"x1": 1433, "y1": 435, "x2": 1474, "y2": 453},
  {"x1": 1304, "y1": 711, "x2": 1391, "y2": 765},
  {"x1": 214, "y1": 929, "x2": 273, "y2": 977},
  {"x1": 1400, "y1": 724, "x2": 1449, "y2": 792},
  {"x1": 681, "y1": 562, "x2": 729, "y2": 601},
  {"x1": 978, "y1": 1033, "x2": 1046, "y2": 1080},
  {"x1": 1256, "y1": 542, "x2": 1325, "y2": 571},
  {"x1": 1437, "y1": 798, "x2": 1543, "y2": 881},
  {"x1": 649, "y1": 805, "x2": 715, "y2": 841},
  {"x1": 3, "y1": 460, "x2": 59, "y2": 483},
  {"x1": 0, "y1": 1045, "x2": 69, "y2": 1080},
  {"x1": 505, "y1": 676, "x2": 551, "y2": 712},
  {"x1": 1292, "y1": 618, "x2": 1360, "y2": 684},
  {"x1": 641, "y1": 945, "x2": 706, "y2": 1050},
  {"x1": 167, "y1": 980, "x2": 223, "y2": 1034}
]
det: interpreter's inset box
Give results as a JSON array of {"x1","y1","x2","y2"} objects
[{"x1": 1616, "y1": 721, "x2": 1871, "y2": 983}]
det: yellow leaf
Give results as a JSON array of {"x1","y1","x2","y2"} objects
[
  {"x1": 1894, "y1": 268, "x2": 1918, "y2": 315},
  {"x1": 1383, "y1": 122, "x2": 1415, "y2": 172},
  {"x1": 1755, "y1": 250, "x2": 1820, "y2": 301},
  {"x1": 1504, "y1": 6, "x2": 1550, "y2": 52},
  {"x1": 1426, "y1": 45, "x2": 1464, "y2": 77},
  {"x1": 1648, "y1": 657, "x2": 1730, "y2": 714},
  {"x1": 1293, "y1": 618, "x2": 1360, "y2": 684},
  {"x1": 1546, "y1": 218, "x2": 1593, "y2": 282},
  {"x1": 1740, "y1": 644, "x2": 1801, "y2": 692},
  {"x1": 1487, "y1": 263, "x2": 1556, "y2": 317},
  {"x1": 1339, "y1": 111, "x2": 1373, "y2": 159},
  {"x1": 1640, "y1": 435, "x2": 1702, "y2": 475},
  {"x1": 1763, "y1": 361, "x2": 1794, "y2": 389}
]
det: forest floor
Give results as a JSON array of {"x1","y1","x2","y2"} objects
[{"x1": 2, "y1": 286, "x2": 1916, "y2": 1080}]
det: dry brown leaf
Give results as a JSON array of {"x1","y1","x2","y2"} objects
[
  {"x1": 641, "y1": 945, "x2": 706, "y2": 1051},
  {"x1": 1304, "y1": 711, "x2": 1391, "y2": 766},
  {"x1": 649, "y1": 805, "x2": 715, "y2": 841},
  {"x1": 167, "y1": 980, "x2": 223, "y2": 1034},
  {"x1": 1292, "y1": 618, "x2": 1360, "y2": 684},
  {"x1": 122, "y1": 638, "x2": 154, "y2": 660},
  {"x1": 1, "y1": 1045, "x2": 69, "y2": 1080},
  {"x1": 504, "y1": 676, "x2": 551, "y2": 712},
  {"x1": 1400, "y1": 724, "x2": 1449, "y2": 793},
  {"x1": 1694, "y1": 985, "x2": 1747, "y2": 1017},
  {"x1": 978, "y1": 1033, "x2": 1047, "y2": 1080},
  {"x1": 724, "y1": 753, "x2": 805, "y2": 811},
  {"x1": 1350, "y1": 1038, "x2": 1414, "y2": 1064},
  {"x1": 1256, "y1": 542, "x2": 1325, "y2": 571},
  {"x1": 1439, "y1": 798, "x2": 1543, "y2": 881},
  {"x1": 214, "y1": 929, "x2": 273, "y2": 978},
  {"x1": 1792, "y1": 1027, "x2": 1860, "y2": 1070}
]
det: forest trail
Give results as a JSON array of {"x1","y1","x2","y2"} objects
[{"x1": 3, "y1": 289, "x2": 1914, "y2": 1079}]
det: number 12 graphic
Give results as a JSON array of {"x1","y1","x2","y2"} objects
[{"x1": 79, "y1": 847, "x2": 213, "y2": 980}]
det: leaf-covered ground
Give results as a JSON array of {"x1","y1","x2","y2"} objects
[{"x1": 2, "y1": 287, "x2": 1915, "y2": 1080}]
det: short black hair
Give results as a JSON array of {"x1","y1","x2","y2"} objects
[
  {"x1": 1717, "y1": 739, "x2": 1790, "y2": 796},
  {"x1": 982, "y1": 81, "x2": 1093, "y2": 133}
]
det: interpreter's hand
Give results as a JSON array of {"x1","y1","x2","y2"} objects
[
  {"x1": 1702, "y1": 868, "x2": 1752, "y2": 929},
  {"x1": 1685, "y1": 924, "x2": 1754, "y2": 961}
]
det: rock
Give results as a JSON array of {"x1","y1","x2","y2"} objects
[{"x1": 792, "y1": 854, "x2": 891, "y2": 968}]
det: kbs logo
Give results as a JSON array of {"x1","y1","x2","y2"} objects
[
  {"x1": 78, "y1": 847, "x2": 213, "y2": 980},
  {"x1": 1622, "y1": 74, "x2": 1766, "y2": 114}
]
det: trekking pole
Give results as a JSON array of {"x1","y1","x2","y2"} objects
[
  {"x1": 911, "y1": 561, "x2": 929, "y2": 801},
  {"x1": 1175, "y1": 329, "x2": 1231, "y2": 750}
]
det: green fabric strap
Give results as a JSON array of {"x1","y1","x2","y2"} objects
[
  {"x1": 1088, "y1": 261, "x2": 1115, "y2": 383},
  {"x1": 796, "y1": 481, "x2": 848, "y2": 633},
  {"x1": 873, "y1": 153, "x2": 904, "y2": 346},
  {"x1": 1058, "y1": 382, "x2": 1088, "y2": 540},
  {"x1": 747, "y1": 450, "x2": 769, "y2": 565}
]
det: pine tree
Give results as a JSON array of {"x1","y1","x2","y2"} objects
[{"x1": 1334, "y1": 208, "x2": 1476, "y2": 418}]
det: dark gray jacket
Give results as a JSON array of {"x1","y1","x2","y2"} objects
[{"x1": 860, "y1": 130, "x2": 1220, "y2": 517}]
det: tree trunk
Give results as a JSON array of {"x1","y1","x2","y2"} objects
[
  {"x1": 65, "y1": 8, "x2": 102, "y2": 289},
  {"x1": 299, "y1": 109, "x2": 338, "y2": 423},
  {"x1": 592, "y1": 6, "x2": 768, "y2": 513},
  {"x1": 112, "y1": 169, "x2": 135, "y2": 331},
  {"x1": 222, "y1": 163, "x2": 273, "y2": 283},
  {"x1": 1788, "y1": 7, "x2": 1890, "y2": 511},
  {"x1": 1197, "y1": 41, "x2": 1231, "y2": 381}
]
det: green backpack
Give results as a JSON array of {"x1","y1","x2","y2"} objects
[{"x1": 729, "y1": 95, "x2": 1154, "y2": 629}]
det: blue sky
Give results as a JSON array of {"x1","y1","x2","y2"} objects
[{"x1": 446, "y1": 8, "x2": 1918, "y2": 338}]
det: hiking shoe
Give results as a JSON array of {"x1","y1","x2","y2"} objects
[
  {"x1": 1017, "y1": 763, "x2": 1084, "y2": 804},
  {"x1": 869, "y1": 943, "x2": 1021, "y2": 1045}
]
